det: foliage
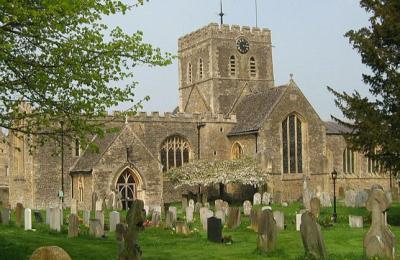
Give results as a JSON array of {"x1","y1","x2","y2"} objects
[
  {"x1": 165, "y1": 157, "x2": 269, "y2": 187},
  {"x1": 0, "y1": 0, "x2": 172, "y2": 147},
  {"x1": 328, "y1": 0, "x2": 400, "y2": 173}
]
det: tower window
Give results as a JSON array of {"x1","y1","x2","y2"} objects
[
  {"x1": 187, "y1": 63, "x2": 192, "y2": 84},
  {"x1": 199, "y1": 59, "x2": 203, "y2": 80},
  {"x1": 343, "y1": 148, "x2": 354, "y2": 174},
  {"x1": 229, "y1": 55, "x2": 236, "y2": 76},
  {"x1": 249, "y1": 57, "x2": 257, "y2": 77},
  {"x1": 282, "y1": 114, "x2": 303, "y2": 174}
]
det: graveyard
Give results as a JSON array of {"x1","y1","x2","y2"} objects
[{"x1": 1, "y1": 192, "x2": 400, "y2": 259}]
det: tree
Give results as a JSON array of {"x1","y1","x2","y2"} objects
[
  {"x1": 328, "y1": 0, "x2": 400, "y2": 173},
  {"x1": 0, "y1": 0, "x2": 172, "y2": 147}
]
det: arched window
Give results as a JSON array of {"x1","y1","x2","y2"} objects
[
  {"x1": 231, "y1": 142, "x2": 243, "y2": 160},
  {"x1": 249, "y1": 57, "x2": 256, "y2": 77},
  {"x1": 199, "y1": 59, "x2": 203, "y2": 80},
  {"x1": 367, "y1": 149, "x2": 382, "y2": 174},
  {"x1": 116, "y1": 169, "x2": 136, "y2": 210},
  {"x1": 229, "y1": 55, "x2": 236, "y2": 76},
  {"x1": 282, "y1": 114, "x2": 303, "y2": 174},
  {"x1": 343, "y1": 148, "x2": 354, "y2": 174},
  {"x1": 187, "y1": 63, "x2": 192, "y2": 84},
  {"x1": 160, "y1": 135, "x2": 191, "y2": 172}
]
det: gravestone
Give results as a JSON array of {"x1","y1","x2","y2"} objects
[
  {"x1": 16, "y1": 203, "x2": 23, "y2": 227},
  {"x1": 188, "y1": 199, "x2": 194, "y2": 209},
  {"x1": 95, "y1": 210, "x2": 104, "y2": 230},
  {"x1": 386, "y1": 191, "x2": 393, "y2": 205},
  {"x1": 303, "y1": 176, "x2": 312, "y2": 210},
  {"x1": 24, "y1": 208, "x2": 32, "y2": 231},
  {"x1": 250, "y1": 208, "x2": 261, "y2": 232},
  {"x1": 207, "y1": 217, "x2": 222, "y2": 243},
  {"x1": 257, "y1": 209, "x2": 277, "y2": 253},
  {"x1": 89, "y1": 219, "x2": 103, "y2": 238},
  {"x1": 319, "y1": 192, "x2": 332, "y2": 207},
  {"x1": 338, "y1": 187, "x2": 345, "y2": 199},
  {"x1": 151, "y1": 211, "x2": 161, "y2": 227},
  {"x1": 253, "y1": 193, "x2": 261, "y2": 205},
  {"x1": 243, "y1": 200, "x2": 252, "y2": 216},
  {"x1": 30, "y1": 246, "x2": 72, "y2": 260},
  {"x1": 165, "y1": 210, "x2": 175, "y2": 229},
  {"x1": 221, "y1": 201, "x2": 230, "y2": 216},
  {"x1": 300, "y1": 211, "x2": 327, "y2": 259},
  {"x1": 363, "y1": 187, "x2": 396, "y2": 259},
  {"x1": 70, "y1": 199, "x2": 78, "y2": 215},
  {"x1": 33, "y1": 211, "x2": 43, "y2": 223},
  {"x1": 143, "y1": 205, "x2": 149, "y2": 217},
  {"x1": 1, "y1": 208, "x2": 10, "y2": 225},
  {"x1": 349, "y1": 215, "x2": 363, "y2": 228},
  {"x1": 215, "y1": 210, "x2": 225, "y2": 225},
  {"x1": 107, "y1": 190, "x2": 116, "y2": 210},
  {"x1": 83, "y1": 210, "x2": 90, "y2": 226},
  {"x1": 273, "y1": 211, "x2": 284, "y2": 230},
  {"x1": 195, "y1": 202, "x2": 202, "y2": 212},
  {"x1": 345, "y1": 190, "x2": 357, "y2": 207},
  {"x1": 214, "y1": 199, "x2": 224, "y2": 211},
  {"x1": 274, "y1": 191, "x2": 282, "y2": 204},
  {"x1": 281, "y1": 202, "x2": 288, "y2": 207},
  {"x1": 262, "y1": 192, "x2": 271, "y2": 205},
  {"x1": 50, "y1": 208, "x2": 61, "y2": 232},
  {"x1": 95, "y1": 199, "x2": 103, "y2": 211},
  {"x1": 181, "y1": 195, "x2": 188, "y2": 210},
  {"x1": 168, "y1": 206, "x2": 177, "y2": 222},
  {"x1": 46, "y1": 207, "x2": 51, "y2": 225},
  {"x1": 175, "y1": 221, "x2": 190, "y2": 235},
  {"x1": 227, "y1": 207, "x2": 241, "y2": 229},
  {"x1": 201, "y1": 209, "x2": 214, "y2": 231},
  {"x1": 262, "y1": 206, "x2": 272, "y2": 211},
  {"x1": 355, "y1": 190, "x2": 369, "y2": 208},
  {"x1": 296, "y1": 213, "x2": 302, "y2": 231},
  {"x1": 91, "y1": 192, "x2": 98, "y2": 212},
  {"x1": 186, "y1": 206, "x2": 194, "y2": 223},
  {"x1": 310, "y1": 197, "x2": 321, "y2": 218},
  {"x1": 68, "y1": 214, "x2": 79, "y2": 238},
  {"x1": 110, "y1": 211, "x2": 120, "y2": 232}
]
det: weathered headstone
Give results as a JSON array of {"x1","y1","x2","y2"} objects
[
  {"x1": 253, "y1": 193, "x2": 261, "y2": 205},
  {"x1": 116, "y1": 223, "x2": 128, "y2": 255},
  {"x1": 345, "y1": 190, "x2": 357, "y2": 207},
  {"x1": 194, "y1": 202, "x2": 202, "y2": 212},
  {"x1": 250, "y1": 208, "x2": 261, "y2": 232},
  {"x1": 227, "y1": 207, "x2": 241, "y2": 229},
  {"x1": 201, "y1": 209, "x2": 214, "y2": 231},
  {"x1": 16, "y1": 203, "x2": 23, "y2": 227},
  {"x1": 262, "y1": 206, "x2": 272, "y2": 211},
  {"x1": 151, "y1": 211, "x2": 161, "y2": 227},
  {"x1": 68, "y1": 214, "x2": 79, "y2": 238},
  {"x1": 95, "y1": 210, "x2": 104, "y2": 230},
  {"x1": 281, "y1": 202, "x2": 288, "y2": 207},
  {"x1": 363, "y1": 187, "x2": 396, "y2": 259},
  {"x1": 1, "y1": 208, "x2": 10, "y2": 225},
  {"x1": 310, "y1": 197, "x2": 321, "y2": 218},
  {"x1": 319, "y1": 192, "x2": 332, "y2": 207},
  {"x1": 95, "y1": 199, "x2": 103, "y2": 212},
  {"x1": 181, "y1": 194, "x2": 188, "y2": 210},
  {"x1": 50, "y1": 208, "x2": 61, "y2": 232},
  {"x1": 91, "y1": 192, "x2": 98, "y2": 212},
  {"x1": 262, "y1": 192, "x2": 271, "y2": 205},
  {"x1": 83, "y1": 210, "x2": 90, "y2": 226},
  {"x1": 296, "y1": 213, "x2": 302, "y2": 231},
  {"x1": 110, "y1": 211, "x2": 120, "y2": 232},
  {"x1": 273, "y1": 211, "x2": 284, "y2": 230},
  {"x1": 33, "y1": 211, "x2": 43, "y2": 223},
  {"x1": 257, "y1": 209, "x2": 277, "y2": 253},
  {"x1": 221, "y1": 201, "x2": 229, "y2": 216},
  {"x1": 386, "y1": 191, "x2": 393, "y2": 205},
  {"x1": 303, "y1": 176, "x2": 312, "y2": 210},
  {"x1": 349, "y1": 215, "x2": 363, "y2": 228},
  {"x1": 300, "y1": 211, "x2": 327, "y2": 259},
  {"x1": 107, "y1": 190, "x2": 116, "y2": 210},
  {"x1": 338, "y1": 187, "x2": 345, "y2": 199},
  {"x1": 89, "y1": 219, "x2": 103, "y2": 238},
  {"x1": 207, "y1": 217, "x2": 222, "y2": 243},
  {"x1": 215, "y1": 199, "x2": 224, "y2": 211},
  {"x1": 185, "y1": 206, "x2": 194, "y2": 223},
  {"x1": 24, "y1": 208, "x2": 32, "y2": 231},
  {"x1": 175, "y1": 221, "x2": 190, "y2": 235},
  {"x1": 30, "y1": 246, "x2": 72, "y2": 260},
  {"x1": 274, "y1": 191, "x2": 282, "y2": 204},
  {"x1": 70, "y1": 199, "x2": 78, "y2": 215},
  {"x1": 215, "y1": 210, "x2": 225, "y2": 225},
  {"x1": 355, "y1": 190, "x2": 369, "y2": 208},
  {"x1": 165, "y1": 210, "x2": 175, "y2": 229},
  {"x1": 188, "y1": 199, "x2": 194, "y2": 209},
  {"x1": 168, "y1": 206, "x2": 177, "y2": 222},
  {"x1": 243, "y1": 200, "x2": 252, "y2": 216}
]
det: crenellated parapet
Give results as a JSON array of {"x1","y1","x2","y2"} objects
[{"x1": 178, "y1": 23, "x2": 271, "y2": 51}]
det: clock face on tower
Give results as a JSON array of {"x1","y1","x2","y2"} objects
[{"x1": 236, "y1": 37, "x2": 250, "y2": 54}]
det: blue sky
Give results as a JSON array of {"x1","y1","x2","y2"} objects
[{"x1": 105, "y1": 0, "x2": 371, "y2": 120}]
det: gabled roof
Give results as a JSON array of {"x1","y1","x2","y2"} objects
[
  {"x1": 325, "y1": 121, "x2": 353, "y2": 134},
  {"x1": 228, "y1": 85, "x2": 288, "y2": 136},
  {"x1": 70, "y1": 130, "x2": 121, "y2": 173}
]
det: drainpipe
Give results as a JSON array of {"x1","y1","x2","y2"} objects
[{"x1": 255, "y1": 132, "x2": 258, "y2": 153}]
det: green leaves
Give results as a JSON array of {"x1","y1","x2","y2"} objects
[{"x1": 0, "y1": 0, "x2": 172, "y2": 148}]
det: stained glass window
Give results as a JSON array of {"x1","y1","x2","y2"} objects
[
  {"x1": 160, "y1": 135, "x2": 191, "y2": 172},
  {"x1": 282, "y1": 114, "x2": 303, "y2": 174}
]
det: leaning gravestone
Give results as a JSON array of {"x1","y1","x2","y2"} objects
[
  {"x1": 118, "y1": 200, "x2": 145, "y2": 260},
  {"x1": 262, "y1": 192, "x2": 271, "y2": 205},
  {"x1": 310, "y1": 197, "x2": 321, "y2": 218},
  {"x1": 243, "y1": 200, "x2": 252, "y2": 216},
  {"x1": 30, "y1": 246, "x2": 72, "y2": 260},
  {"x1": 110, "y1": 211, "x2": 120, "y2": 232},
  {"x1": 215, "y1": 210, "x2": 225, "y2": 225},
  {"x1": 273, "y1": 211, "x2": 284, "y2": 230},
  {"x1": 68, "y1": 214, "x2": 79, "y2": 238},
  {"x1": 16, "y1": 203, "x2": 23, "y2": 227},
  {"x1": 253, "y1": 193, "x2": 261, "y2": 205},
  {"x1": 227, "y1": 207, "x2": 241, "y2": 229},
  {"x1": 186, "y1": 206, "x2": 194, "y2": 223},
  {"x1": 257, "y1": 209, "x2": 277, "y2": 253},
  {"x1": 349, "y1": 215, "x2": 363, "y2": 228},
  {"x1": 250, "y1": 208, "x2": 261, "y2": 232},
  {"x1": 363, "y1": 187, "x2": 396, "y2": 259},
  {"x1": 300, "y1": 211, "x2": 327, "y2": 259},
  {"x1": 345, "y1": 190, "x2": 357, "y2": 207},
  {"x1": 89, "y1": 219, "x2": 103, "y2": 238},
  {"x1": 24, "y1": 208, "x2": 32, "y2": 231},
  {"x1": 207, "y1": 217, "x2": 222, "y2": 243},
  {"x1": 1, "y1": 208, "x2": 10, "y2": 225}
]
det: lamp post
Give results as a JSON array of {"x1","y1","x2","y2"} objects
[{"x1": 331, "y1": 169, "x2": 338, "y2": 223}]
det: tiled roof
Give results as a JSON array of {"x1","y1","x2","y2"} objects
[{"x1": 325, "y1": 121, "x2": 353, "y2": 134}]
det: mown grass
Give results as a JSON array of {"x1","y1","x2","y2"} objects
[{"x1": 0, "y1": 201, "x2": 400, "y2": 259}]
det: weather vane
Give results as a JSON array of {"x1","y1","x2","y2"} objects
[{"x1": 219, "y1": 0, "x2": 224, "y2": 25}]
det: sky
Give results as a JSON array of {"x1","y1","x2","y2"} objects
[{"x1": 104, "y1": 0, "x2": 371, "y2": 121}]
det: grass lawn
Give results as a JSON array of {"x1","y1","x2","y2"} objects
[{"x1": 1, "y1": 202, "x2": 400, "y2": 259}]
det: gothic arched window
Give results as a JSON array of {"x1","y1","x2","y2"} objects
[
  {"x1": 231, "y1": 142, "x2": 243, "y2": 160},
  {"x1": 199, "y1": 58, "x2": 203, "y2": 80},
  {"x1": 116, "y1": 169, "x2": 136, "y2": 210},
  {"x1": 229, "y1": 55, "x2": 236, "y2": 76},
  {"x1": 343, "y1": 148, "x2": 354, "y2": 174},
  {"x1": 282, "y1": 114, "x2": 303, "y2": 174},
  {"x1": 187, "y1": 63, "x2": 192, "y2": 84},
  {"x1": 160, "y1": 135, "x2": 191, "y2": 172},
  {"x1": 249, "y1": 57, "x2": 257, "y2": 77}
]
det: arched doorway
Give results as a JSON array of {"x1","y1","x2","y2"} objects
[{"x1": 116, "y1": 169, "x2": 137, "y2": 210}]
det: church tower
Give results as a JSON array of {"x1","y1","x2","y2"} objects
[{"x1": 178, "y1": 23, "x2": 274, "y2": 114}]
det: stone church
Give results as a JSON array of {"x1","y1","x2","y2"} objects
[{"x1": 0, "y1": 23, "x2": 391, "y2": 210}]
